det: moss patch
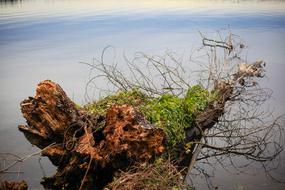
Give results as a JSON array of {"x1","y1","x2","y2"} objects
[
  {"x1": 85, "y1": 85, "x2": 215, "y2": 148},
  {"x1": 85, "y1": 88, "x2": 148, "y2": 116},
  {"x1": 141, "y1": 85, "x2": 215, "y2": 147}
]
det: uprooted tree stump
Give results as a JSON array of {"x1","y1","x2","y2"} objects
[
  {"x1": 18, "y1": 60, "x2": 266, "y2": 189},
  {"x1": 18, "y1": 80, "x2": 165, "y2": 190},
  {"x1": 17, "y1": 79, "x2": 231, "y2": 189}
]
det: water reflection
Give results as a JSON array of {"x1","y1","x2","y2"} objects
[{"x1": 0, "y1": 0, "x2": 285, "y2": 189}]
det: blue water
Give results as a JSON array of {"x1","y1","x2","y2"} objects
[{"x1": 0, "y1": 0, "x2": 285, "y2": 189}]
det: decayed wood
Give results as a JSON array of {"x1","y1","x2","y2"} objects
[
  {"x1": 75, "y1": 104, "x2": 165, "y2": 164},
  {"x1": 0, "y1": 180, "x2": 28, "y2": 190},
  {"x1": 19, "y1": 80, "x2": 82, "y2": 149},
  {"x1": 18, "y1": 80, "x2": 165, "y2": 190}
]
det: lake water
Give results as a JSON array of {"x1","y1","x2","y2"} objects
[{"x1": 0, "y1": 0, "x2": 285, "y2": 189}]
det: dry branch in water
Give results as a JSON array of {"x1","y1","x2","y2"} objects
[{"x1": 8, "y1": 32, "x2": 284, "y2": 189}]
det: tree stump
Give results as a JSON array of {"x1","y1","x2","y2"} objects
[{"x1": 18, "y1": 80, "x2": 165, "y2": 190}]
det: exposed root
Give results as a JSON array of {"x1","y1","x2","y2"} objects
[
  {"x1": 18, "y1": 80, "x2": 165, "y2": 190},
  {"x1": 0, "y1": 180, "x2": 28, "y2": 190}
]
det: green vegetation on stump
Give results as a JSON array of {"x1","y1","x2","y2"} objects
[{"x1": 85, "y1": 85, "x2": 216, "y2": 148}]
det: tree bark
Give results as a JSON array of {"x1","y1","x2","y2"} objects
[
  {"x1": 0, "y1": 180, "x2": 28, "y2": 190},
  {"x1": 18, "y1": 80, "x2": 165, "y2": 190}
]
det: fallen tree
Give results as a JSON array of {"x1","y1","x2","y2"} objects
[{"x1": 14, "y1": 33, "x2": 284, "y2": 189}]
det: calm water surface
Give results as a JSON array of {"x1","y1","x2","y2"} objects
[{"x1": 0, "y1": 0, "x2": 285, "y2": 189}]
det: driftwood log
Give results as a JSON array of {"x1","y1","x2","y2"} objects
[{"x1": 18, "y1": 80, "x2": 165, "y2": 190}]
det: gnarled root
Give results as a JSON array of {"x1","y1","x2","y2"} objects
[{"x1": 19, "y1": 80, "x2": 165, "y2": 190}]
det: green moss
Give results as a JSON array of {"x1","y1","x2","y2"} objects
[
  {"x1": 140, "y1": 94, "x2": 186, "y2": 147},
  {"x1": 85, "y1": 85, "x2": 215, "y2": 148},
  {"x1": 184, "y1": 85, "x2": 216, "y2": 117},
  {"x1": 85, "y1": 88, "x2": 148, "y2": 116},
  {"x1": 140, "y1": 85, "x2": 216, "y2": 148}
]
